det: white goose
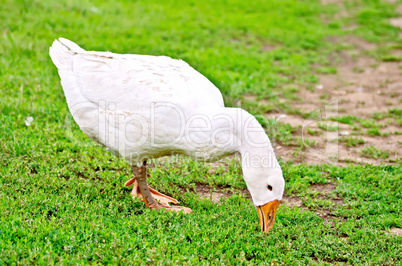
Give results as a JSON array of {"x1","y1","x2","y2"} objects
[{"x1": 49, "y1": 38, "x2": 285, "y2": 233}]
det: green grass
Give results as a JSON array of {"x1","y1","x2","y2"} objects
[
  {"x1": 307, "y1": 127, "x2": 322, "y2": 136},
  {"x1": 373, "y1": 108, "x2": 402, "y2": 121},
  {"x1": 366, "y1": 127, "x2": 383, "y2": 137},
  {"x1": 360, "y1": 119, "x2": 382, "y2": 128},
  {"x1": 330, "y1": 115, "x2": 359, "y2": 125},
  {"x1": 360, "y1": 145, "x2": 390, "y2": 159},
  {"x1": 382, "y1": 55, "x2": 402, "y2": 62},
  {"x1": 1, "y1": 159, "x2": 401, "y2": 264},
  {"x1": 1, "y1": 0, "x2": 402, "y2": 264},
  {"x1": 317, "y1": 122, "x2": 339, "y2": 132},
  {"x1": 339, "y1": 136, "x2": 365, "y2": 147},
  {"x1": 315, "y1": 67, "x2": 338, "y2": 74}
]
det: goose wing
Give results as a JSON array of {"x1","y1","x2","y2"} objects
[{"x1": 50, "y1": 38, "x2": 224, "y2": 112}]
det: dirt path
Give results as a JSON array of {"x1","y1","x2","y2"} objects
[{"x1": 270, "y1": 38, "x2": 401, "y2": 166}]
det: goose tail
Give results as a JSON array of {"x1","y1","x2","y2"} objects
[
  {"x1": 49, "y1": 38, "x2": 85, "y2": 71},
  {"x1": 49, "y1": 38, "x2": 90, "y2": 110}
]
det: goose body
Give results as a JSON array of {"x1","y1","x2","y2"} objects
[{"x1": 50, "y1": 38, "x2": 285, "y2": 233}]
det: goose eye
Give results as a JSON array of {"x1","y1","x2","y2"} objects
[{"x1": 267, "y1": 185, "x2": 273, "y2": 191}]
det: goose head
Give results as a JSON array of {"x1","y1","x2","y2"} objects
[{"x1": 241, "y1": 154, "x2": 285, "y2": 234}]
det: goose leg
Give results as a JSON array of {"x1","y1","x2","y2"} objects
[
  {"x1": 125, "y1": 163, "x2": 192, "y2": 213},
  {"x1": 125, "y1": 177, "x2": 178, "y2": 206}
]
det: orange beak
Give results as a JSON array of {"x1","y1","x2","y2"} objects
[{"x1": 257, "y1": 200, "x2": 280, "y2": 233}]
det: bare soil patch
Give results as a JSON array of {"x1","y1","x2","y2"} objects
[
  {"x1": 390, "y1": 227, "x2": 402, "y2": 236},
  {"x1": 282, "y1": 196, "x2": 304, "y2": 208},
  {"x1": 390, "y1": 18, "x2": 402, "y2": 29},
  {"x1": 180, "y1": 182, "x2": 251, "y2": 204},
  {"x1": 320, "y1": 0, "x2": 343, "y2": 5},
  {"x1": 311, "y1": 183, "x2": 336, "y2": 194},
  {"x1": 269, "y1": 38, "x2": 401, "y2": 165},
  {"x1": 194, "y1": 183, "x2": 229, "y2": 203},
  {"x1": 311, "y1": 182, "x2": 344, "y2": 205}
]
